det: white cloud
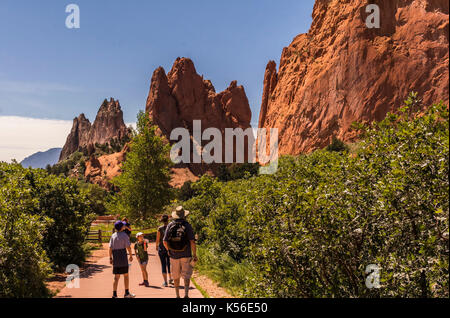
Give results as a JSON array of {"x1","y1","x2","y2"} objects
[
  {"x1": 126, "y1": 122, "x2": 137, "y2": 130},
  {"x1": 0, "y1": 116, "x2": 72, "y2": 163}
]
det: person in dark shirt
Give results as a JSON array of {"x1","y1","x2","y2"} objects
[
  {"x1": 155, "y1": 214, "x2": 173, "y2": 287},
  {"x1": 109, "y1": 221, "x2": 135, "y2": 298},
  {"x1": 122, "y1": 217, "x2": 132, "y2": 237},
  {"x1": 163, "y1": 206, "x2": 198, "y2": 298}
]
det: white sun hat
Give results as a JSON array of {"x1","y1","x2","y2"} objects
[{"x1": 136, "y1": 232, "x2": 144, "y2": 238}]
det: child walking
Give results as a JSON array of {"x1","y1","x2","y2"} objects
[{"x1": 134, "y1": 232, "x2": 149, "y2": 287}]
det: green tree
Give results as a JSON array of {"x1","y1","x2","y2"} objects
[
  {"x1": 112, "y1": 111, "x2": 173, "y2": 222},
  {"x1": 178, "y1": 180, "x2": 197, "y2": 201},
  {"x1": 0, "y1": 165, "x2": 52, "y2": 297}
]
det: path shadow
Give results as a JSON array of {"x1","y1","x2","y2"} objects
[
  {"x1": 145, "y1": 285, "x2": 163, "y2": 289},
  {"x1": 79, "y1": 264, "x2": 110, "y2": 279}
]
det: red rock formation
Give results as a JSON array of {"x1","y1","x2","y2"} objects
[
  {"x1": 146, "y1": 57, "x2": 253, "y2": 176},
  {"x1": 84, "y1": 146, "x2": 128, "y2": 190},
  {"x1": 88, "y1": 98, "x2": 129, "y2": 147},
  {"x1": 59, "y1": 114, "x2": 91, "y2": 161},
  {"x1": 258, "y1": 0, "x2": 449, "y2": 155},
  {"x1": 60, "y1": 98, "x2": 129, "y2": 161}
]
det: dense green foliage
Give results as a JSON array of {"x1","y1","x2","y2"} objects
[
  {"x1": 46, "y1": 151, "x2": 85, "y2": 177},
  {"x1": 195, "y1": 245, "x2": 251, "y2": 296},
  {"x1": 0, "y1": 167, "x2": 52, "y2": 297},
  {"x1": 326, "y1": 137, "x2": 348, "y2": 152},
  {"x1": 111, "y1": 111, "x2": 173, "y2": 223},
  {"x1": 177, "y1": 181, "x2": 197, "y2": 201},
  {"x1": 184, "y1": 101, "x2": 449, "y2": 297},
  {"x1": 78, "y1": 182, "x2": 112, "y2": 216},
  {"x1": 217, "y1": 163, "x2": 260, "y2": 182},
  {"x1": 0, "y1": 163, "x2": 95, "y2": 297}
]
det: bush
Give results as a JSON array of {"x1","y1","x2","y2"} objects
[
  {"x1": 217, "y1": 163, "x2": 259, "y2": 182},
  {"x1": 178, "y1": 181, "x2": 197, "y2": 201},
  {"x1": 326, "y1": 136, "x2": 348, "y2": 152},
  {"x1": 195, "y1": 245, "x2": 251, "y2": 296},
  {"x1": 0, "y1": 164, "x2": 52, "y2": 297},
  {"x1": 182, "y1": 101, "x2": 449, "y2": 298},
  {"x1": 0, "y1": 163, "x2": 95, "y2": 272},
  {"x1": 79, "y1": 181, "x2": 111, "y2": 216}
]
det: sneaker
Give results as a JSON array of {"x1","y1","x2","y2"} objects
[
  {"x1": 124, "y1": 293, "x2": 136, "y2": 298},
  {"x1": 144, "y1": 281, "x2": 150, "y2": 287},
  {"x1": 162, "y1": 282, "x2": 168, "y2": 287},
  {"x1": 112, "y1": 295, "x2": 118, "y2": 299},
  {"x1": 139, "y1": 282, "x2": 145, "y2": 286},
  {"x1": 169, "y1": 279, "x2": 174, "y2": 285}
]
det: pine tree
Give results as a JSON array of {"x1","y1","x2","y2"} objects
[{"x1": 112, "y1": 111, "x2": 173, "y2": 221}]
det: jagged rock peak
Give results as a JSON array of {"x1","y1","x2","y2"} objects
[
  {"x1": 145, "y1": 57, "x2": 253, "y2": 175},
  {"x1": 59, "y1": 98, "x2": 129, "y2": 161}
]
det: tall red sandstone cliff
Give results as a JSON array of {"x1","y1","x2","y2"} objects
[
  {"x1": 259, "y1": 0, "x2": 449, "y2": 155},
  {"x1": 146, "y1": 57, "x2": 253, "y2": 175},
  {"x1": 60, "y1": 98, "x2": 129, "y2": 161}
]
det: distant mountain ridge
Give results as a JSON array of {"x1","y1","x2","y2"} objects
[{"x1": 21, "y1": 148, "x2": 62, "y2": 169}]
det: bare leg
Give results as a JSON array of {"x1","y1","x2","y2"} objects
[
  {"x1": 139, "y1": 264, "x2": 148, "y2": 282},
  {"x1": 174, "y1": 278, "x2": 181, "y2": 298},
  {"x1": 143, "y1": 266, "x2": 148, "y2": 281},
  {"x1": 184, "y1": 278, "x2": 190, "y2": 297},
  {"x1": 124, "y1": 273, "x2": 129, "y2": 291},
  {"x1": 113, "y1": 274, "x2": 120, "y2": 292}
]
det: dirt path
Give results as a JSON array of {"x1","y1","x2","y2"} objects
[{"x1": 55, "y1": 243, "x2": 203, "y2": 298}]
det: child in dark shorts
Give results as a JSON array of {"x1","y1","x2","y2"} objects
[{"x1": 109, "y1": 221, "x2": 135, "y2": 298}]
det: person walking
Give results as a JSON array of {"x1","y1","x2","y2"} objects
[
  {"x1": 155, "y1": 214, "x2": 173, "y2": 287},
  {"x1": 163, "y1": 206, "x2": 198, "y2": 298},
  {"x1": 134, "y1": 232, "x2": 149, "y2": 287},
  {"x1": 109, "y1": 221, "x2": 136, "y2": 298},
  {"x1": 122, "y1": 217, "x2": 132, "y2": 238}
]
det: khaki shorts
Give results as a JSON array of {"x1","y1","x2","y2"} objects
[{"x1": 170, "y1": 257, "x2": 193, "y2": 280}]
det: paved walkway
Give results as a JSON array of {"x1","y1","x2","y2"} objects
[{"x1": 57, "y1": 248, "x2": 203, "y2": 298}]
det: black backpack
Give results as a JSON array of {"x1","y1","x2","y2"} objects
[{"x1": 167, "y1": 220, "x2": 189, "y2": 252}]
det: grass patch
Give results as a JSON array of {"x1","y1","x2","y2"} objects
[
  {"x1": 190, "y1": 277, "x2": 210, "y2": 298},
  {"x1": 195, "y1": 245, "x2": 250, "y2": 297}
]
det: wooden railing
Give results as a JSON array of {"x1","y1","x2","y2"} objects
[
  {"x1": 86, "y1": 228, "x2": 157, "y2": 243},
  {"x1": 86, "y1": 229, "x2": 103, "y2": 243}
]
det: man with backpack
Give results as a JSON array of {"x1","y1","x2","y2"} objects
[{"x1": 163, "y1": 206, "x2": 198, "y2": 298}]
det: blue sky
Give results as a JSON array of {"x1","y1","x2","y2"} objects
[{"x1": 0, "y1": 0, "x2": 315, "y2": 161}]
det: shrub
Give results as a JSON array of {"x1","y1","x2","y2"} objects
[
  {"x1": 0, "y1": 164, "x2": 52, "y2": 297},
  {"x1": 0, "y1": 163, "x2": 95, "y2": 271},
  {"x1": 178, "y1": 181, "x2": 197, "y2": 201},
  {"x1": 181, "y1": 101, "x2": 449, "y2": 298},
  {"x1": 326, "y1": 136, "x2": 348, "y2": 152}
]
